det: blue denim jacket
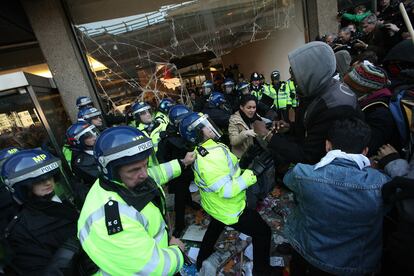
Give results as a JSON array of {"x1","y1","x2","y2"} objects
[{"x1": 283, "y1": 158, "x2": 390, "y2": 275}]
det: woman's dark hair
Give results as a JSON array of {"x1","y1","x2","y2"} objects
[
  {"x1": 355, "y1": 50, "x2": 378, "y2": 65},
  {"x1": 327, "y1": 118, "x2": 371, "y2": 154},
  {"x1": 239, "y1": 95, "x2": 257, "y2": 107}
]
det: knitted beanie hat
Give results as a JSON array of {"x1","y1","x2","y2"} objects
[{"x1": 344, "y1": 61, "x2": 389, "y2": 94}]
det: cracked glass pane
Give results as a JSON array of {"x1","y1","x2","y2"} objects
[{"x1": 67, "y1": 0, "x2": 296, "y2": 111}]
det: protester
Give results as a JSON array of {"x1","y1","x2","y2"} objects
[
  {"x1": 267, "y1": 41, "x2": 360, "y2": 166},
  {"x1": 228, "y1": 95, "x2": 261, "y2": 158},
  {"x1": 284, "y1": 118, "x2": 390, "y2": 275}
]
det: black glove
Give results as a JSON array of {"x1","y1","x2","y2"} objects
[
  {"x1": 249, "y1": 151, "x2": 273, "y2": 176},
  {"x1": 290, "y1": 92, "x2": 295, "y2": 99},
  {"x1": 239, "y1": 144, "x2": 264, "y2": 169}
]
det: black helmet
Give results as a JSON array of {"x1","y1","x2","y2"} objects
[
  {"x1": 250, "y1": 72, "x2": 260, "y2": 81},
  {"x1": 271, "y1": 70, "x2": 280, "y2": 81}
]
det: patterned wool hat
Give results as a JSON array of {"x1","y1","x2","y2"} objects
[{"x1": 344, "y1": 61, "x2": 390, "y2": 94}]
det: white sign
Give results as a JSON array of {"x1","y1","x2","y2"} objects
[{"x1": 17, "y1": 111, "x2": 34, "y2": 127}]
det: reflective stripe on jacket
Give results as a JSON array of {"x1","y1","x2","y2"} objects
[
  {"x1": 251, "y1": 86, "x2": 264, "y2": 100},
  {"x1": 286, "y1": 79, "x2": 298, "y2": 107},
  {"x1": 264, "y1": 83, "x2": 289, "y2": 109},
  {"x1": 192, "y1": 139, "x2": 257, "y2": 225}
]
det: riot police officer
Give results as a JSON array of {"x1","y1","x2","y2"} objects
[
  {"x1": 236, "y1": 81, "x2": 251, "y2": 96},
  {"x1": 66, "y1": 122, "x2": 99, "y2": 188},
  {"x1": 193, "y1": 80, "x2": 214, "y2": 112},
  {"x1": 202, "y1": 92, "x2": 231, "y2": 132},
  {"x1": 76, "y1": 96, "x2": 94, "y2": 110},
  {"x1": 130, "y1": 102, "x2": 164, "y2": 155},
  {"x1": 250, "y1": 72, "x2": 265, "y2": 100},
  {"x1": 157, "y1": 105, "x2": 199, "y2": 236},
  {"x1": 1, "y1": 149, "x2": 82, "y2": 275},
  {"x1": 223, "y1": 78, "x2": 238, "y2": 113},
  {"x1": 77, "y1": 106, "x2": 106, "y2": 131},
  {"x1": 78, "y1": 126, "x2": 195, "y2": 275},
  {"x1": 179, "y1": 112, "x2": 272, "y2": 274},
  {"x1": 154, "y1": 98, "x2": 175, "y2": 132},
  {"x1": 264, "y1": 70, "x2": 290, "y2": 120}
]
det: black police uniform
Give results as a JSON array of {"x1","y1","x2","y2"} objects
[
  {"x1": 4, "y1": 197, "x2": 80, "y2": 275},
  {"x1": 71, "y1": 150, "x2": 99, "y2": 188},
  {"x1": 157, "y1": 124, "x2": 197, "y2": 236}
]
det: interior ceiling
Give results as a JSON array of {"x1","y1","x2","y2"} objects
[
  {"x1": 67, "y1": 0, "x2": 182, "y2": 24},
  {"x1": 0, "y1": 0, "x2": 182, "y2": 71},
  {"x1": 0, "y1": 0, "x2": 296, "y2": 103},
  {"x1": 77, "y1": 0, "x2": 294, "y2": 76},
  {"x1": 72, "y1": 0, "x2": 296, "y2": 102}
]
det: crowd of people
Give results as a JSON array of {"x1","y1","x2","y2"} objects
[{"x1": 0, "y1": 1, "x2": 413, "y2": 275}]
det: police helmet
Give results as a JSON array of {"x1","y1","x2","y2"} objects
[
  {"x1": 131, "y1": 102, "x2": 151, "y2": 121},
  {"x1": 223, "y1": 78, "x2": 235, "y2": 87},
  {"x1": 94, "y1": 126, "x2": 153, "y2": 181},
  {"x1": 259, "y1": 73, "x2": 264, "y2": 81},
  {"x1": 168, "y1": 104, "x2": 191, "y2": 127},
  {"x1": 78, "y1": 107, "x2": 102, "y2": 124},
  {"x1": 236, "y1": 81, "x2": 250, "y2": 95},
  {"x1": 158, "y1": 98, "x2": 175, "y2": 114},
  {"x1": 179, "y1": 112, "x2": 222, "y2": 145},
  {"x1": 271, "y1": 70, "x2": 281, "y2": 81},
  {"x1": 66, "y1": 122, "x2": 99, "y2": 151},
  {"x1": 76, "y1": 96, "x2": 93, "y2": 109},
  {"x1": 201, "y1": 80, "x2": 214, "y2": 96},
  {"x1": 250, "y1": 72, "x2": 260, "y2": 81},
  {"x1": 0, "y1": 147, "x2": 20, "y2": 169},
  {"x1": 1, "y1": 149, "x2": 61, "y2": 204},
  {"x1": 209, "y1": 92, "x2": 226, "y2": 107},
  {"x1": 201, "y1": 80, "x2": 213, "y2": 88}
]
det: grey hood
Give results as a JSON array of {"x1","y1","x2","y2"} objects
[
  {"x1": 335, "y1": 50, "x2": 351, "y2": 77},
  {"x1": 288, "y1": 41, "x2": 336, "y2": 98}
]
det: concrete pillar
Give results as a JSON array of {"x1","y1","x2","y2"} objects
[
  {"x1": 21, "y1": 0, "x2": 98, "y2": 122},
  {"x1": 304, "y1": 0, "x2": 339, "y2": 41}
]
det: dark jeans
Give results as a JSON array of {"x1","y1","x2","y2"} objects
[
  {"x1": 290, "y1": 249, "x2": 334, "y2": 276},
  {"x1": 196, "y1": 209, "x2": 271, "y2": 273}
]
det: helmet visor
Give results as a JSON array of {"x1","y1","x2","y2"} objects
[
  {"x1": 203, "y1": 87, "x2": 212, "y2": 96},
  {"x1": 83, "y1": 110, "x2": 101, "y2": 120},
  {"x1": 189, "y1": 114, "x2": 222, "y2": 141},
  {"x1": 75, "y1": 125, "x2": 99, "y2": 141}
]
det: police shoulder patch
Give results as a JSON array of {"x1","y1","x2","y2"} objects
[
  {"x1": 197, "y1": 146, "x2": 209, "y2": 157},
  {"x1": 104, "y1": 200, "x2": 123, "y2": 235}
]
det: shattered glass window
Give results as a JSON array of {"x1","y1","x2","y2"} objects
[{"x1": 66, "y1": 0, "x2": 296, "y2": 111}]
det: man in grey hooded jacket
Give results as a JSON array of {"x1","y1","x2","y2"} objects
[{"x1": 268, "y1": 41, "x2": 362, "y2": 165}]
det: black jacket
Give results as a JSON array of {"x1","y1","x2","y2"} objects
[
  {"x1": 71, "y1": 151, "x2": 99, "y2": 188},
  {"x1": 4, "y1": 198, "x2": 79, "y2": 275},
  {"x1": 224, "y1": 93, "x2": 239, "y2": 113},
  {"x1": 157, "y1": 125, "x2": 193, "y2": 193},
  {"x1": 193, "y1": 95, "x2": 209, "y2": 112},
  {"x1": 0, "y1": 185, "x2": 20, "y2": 235},
  {"x1": 202, "y1": 104, "x2": 231, "y2": 131},
  {"x1": 359, "y1": 93, "x2": 400, "y2": 157},
  {"x1": 268, "y1": 79, "x2": 361, "y2": 165}
]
